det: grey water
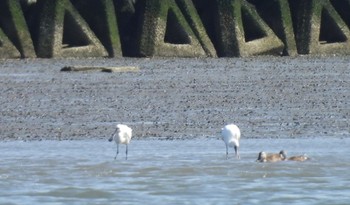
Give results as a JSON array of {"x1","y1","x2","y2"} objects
[{"x1": 1, "y1": 138, "x2": 350, "y2": 205}]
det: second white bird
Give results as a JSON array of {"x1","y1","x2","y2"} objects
[{"x1": 108, "y1": 124, "x2": 133, "y2": 160}]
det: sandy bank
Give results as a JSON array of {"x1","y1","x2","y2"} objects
[{"x1": 0, "y1": 56, "x2": 349, "y2": 140}]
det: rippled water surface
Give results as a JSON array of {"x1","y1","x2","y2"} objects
[{"x1": 1, "y1": 138, "x2": 350, "y2": 204}]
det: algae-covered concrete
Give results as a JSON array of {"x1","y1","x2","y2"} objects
[
  {"x1": 0, "y1": 0, "x2": 36, "y2": 58},
  {"x1": 72, "y1": 0, "x2": 122, "y2": 57},
  {"x1": 37, "y1": 0, "x2": 108, "y2": 58},
  {"x1": 0, "y1": 27, "x2": 21, "y2": 59},
  {"x1": 1, "y1": 0, "x2": 350, "y2": 59},
  {"x1": 176, "y1": 0, "x2": 217, "y2": 57},
  {"x1": 297, "y1": 0, "x2": 350, "y2": 55},
  {"x1": 136, "y1": 0, "x2": 207, "y2": 57},
  {"x1": 215, "y1": 0, "x2": 284, "y2": 57},
  {"x1": 250, "y1": 0, "x2": 297, "y2": 56}
]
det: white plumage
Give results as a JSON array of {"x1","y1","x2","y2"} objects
[
  {"x1": 108, "y1": 124, "x2": 133, "y2": 160},
  {"x1": 221, "y1": 124, "x2": 241, "y2": 159}
]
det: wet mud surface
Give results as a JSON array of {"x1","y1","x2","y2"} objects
[{"x1": 1, "y1": 56, "x2": 349, "y2": 140}]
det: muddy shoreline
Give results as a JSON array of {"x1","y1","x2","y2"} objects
[{"x1": 1, "y1": 56, "x2": 349, "y2": 141}]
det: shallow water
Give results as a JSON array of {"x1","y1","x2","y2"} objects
[{"x1": 1, "y1": 138, "x2": 350, "y2": 205}]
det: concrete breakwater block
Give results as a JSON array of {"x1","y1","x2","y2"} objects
[
  {"x1": 297, "y1": 0, "x2": 350, "y2": 55},
  {"x1": 71, "y1": 0, "x2": 122, "y2": 57},
  {"x1": 2, "y1": 0, "x2": 350, "y2": 59},
  {"x1": 175, "y1": 0, "x2": 217, "y2": 57},
  {"x1": 136, "y1": 0, "x2": 208, "y2": 57},
  {"x1": 250, "y1": 0, "x2": 298, "y2": 56},
  {"x1": 0, "y1": 0, "x2": 36, "y2": 58},
  {"x1": 215, "y1": 0, "x2": 284, "y2": 57},
  {"x1": 37, "y1": 0, "x2": 108, "y2": 58},
  {"x1": 0, "y1": 27, "x2": 21, "y2": 59},
  {"x1": 61, "y1": 66, "x2": 139, "y2": 72}
]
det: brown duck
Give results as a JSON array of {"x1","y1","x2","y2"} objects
[
  {"x1": 256, "y1": 150, "x2": 287, "y2": 162},
  {"x1": 288, "y1": 155, "x2": 309, "y2": 162}
]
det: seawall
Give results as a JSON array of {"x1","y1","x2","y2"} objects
[{"x1": 0, "y1": 0, "x2": 350, "y2": 59}]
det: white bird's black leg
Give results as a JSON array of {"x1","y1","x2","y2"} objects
[
  {"x1": 226, "y1": 144, "x2": 229, "y2": 159},
  {"x1": 234, "y1": 146, "x2": 240, "y2": 159},
  {"x1": 114, "y1": 143, "x2": 119, "y2": 160},
  {"x1": 125, "y1": 144, "x2": 128, "y2": 160}
]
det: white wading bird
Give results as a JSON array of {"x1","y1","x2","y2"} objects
[
  {"x1": 221, "y1": 124, "x2": 241, "y2": 159},
  {"x1": 108, "y1": 124, "x2": 133, "y2": 160}
]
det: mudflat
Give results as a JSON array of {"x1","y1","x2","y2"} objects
[{"x1": 1, "y1": 56, "x2": 349, "y2": 140}]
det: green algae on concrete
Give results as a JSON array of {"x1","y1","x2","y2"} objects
[
  {"x1": 215, "y1": 0, "x2": 284, "y2": 57},
  {"x1": 0, "y1": 27, "x2": 21, "y2": 59},
  {"x1": 114, "y1": 0, "x2": 138, "y2": 56},
  {"x1": 250, "y1": 0, "x2": 297, "y2": 56},
  {"x1": 297, "y1": 0, "x2": 350, "y2": 55},
  {"x1": 2, "y1": 0, "x2": 350, "y2": 59},
  {"x1": 72, "y1": 0, "x2": 122, "y2": 57},
  {"x1": 330, "y1": 0, "x2": 350, "y2": 29},
  {"x1": 0, "y1": 0, "x2": 36, "y2": 58},
  {"x1": 136, "y1": 0, "x2": 207, "y2": 57},
  {"x1": 175, "y1": 0, "x2": 217, "y2": 57},
  {"x1": 37, "y1": 0, "x2": 108, "y2": 58}
]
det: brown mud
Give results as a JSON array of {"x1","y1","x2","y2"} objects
[{"x1": 1, "y1": 56, "x2": 349, "y2": 140}]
